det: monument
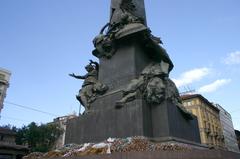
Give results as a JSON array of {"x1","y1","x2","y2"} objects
[
  {"x1": 20, "y1": 1, "x2": 240, "y2": 158},
  {"x1": 66, "y1": 0, "x2": 201, "y2": 145}
]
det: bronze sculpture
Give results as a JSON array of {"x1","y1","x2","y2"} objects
[
  {"x1": 69, "y1": 60, "x2": 108, "y2": 113},
  {"x1": 115, "y1": 61, "x2": 193, "y2": 119}
]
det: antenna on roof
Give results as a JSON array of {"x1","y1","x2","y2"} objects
[{"x1": 180, "y1": 85, "x2": 196, "y2": 96}]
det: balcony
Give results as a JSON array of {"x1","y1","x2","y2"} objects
[
  {"x1": 219, "y1": 135, "x2": 224, "y2": 141},
  {"x1": 214, "y1": 132, "x2": 218, "y2": 137},
  {"x1": 204, "y1": 128, "x2": 210, "y2": 134},
  {"x1": 209, "y1": 132, "x2": 215, "y2": 137}
]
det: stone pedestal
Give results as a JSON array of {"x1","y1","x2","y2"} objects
[
  {"x1": 66, "y1": 100, "x2": 150, "y2": 144},
  {"x1": 65, "y1": 100, "x2": 201, "y2": 144},
  {"x1": 91, "y1": 40, "x2": 151, "y2": 111},
  {"x1": 98, "y1": 41, "x2": 151, "y2": 92}
]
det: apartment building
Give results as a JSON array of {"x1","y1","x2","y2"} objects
[
  {"x1": 215, "y1": 104, "x2": 239, "y2": 152},
  {"x1": 181, "y1": 94, "x2": 225, "y2": 148},
  {"x1": 0, "y1": 68, "x2": 11, "y2": 113}
]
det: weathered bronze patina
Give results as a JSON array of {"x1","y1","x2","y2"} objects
[{"x1": 69, "y1": 60, "x2": 108, "y2": 113}]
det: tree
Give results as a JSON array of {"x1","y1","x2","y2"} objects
[{"x1": 15, "y1": 122, "x2": 63, "y2": 152}]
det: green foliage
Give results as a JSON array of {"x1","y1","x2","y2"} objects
[
  {"x1": 1, "y1": 124, "x2": 13, "y2": 129},
  {"x1": 15, "y1": 122, "x2": 63, "y2": 152}
]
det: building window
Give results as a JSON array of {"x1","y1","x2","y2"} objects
[
  {"x1": 192, "y1": 100, "x2": 196, "y2": 105},
  {"x1": 204, "y1": 121, "x2": 207, "y2": 128},
  {"x1": 0, "y1": 135, "x2": 4, "y2": 141},
  {"x1": 0, "y1": 74, "x2": 5, "y2": 80}
]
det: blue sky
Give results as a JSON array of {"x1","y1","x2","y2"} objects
[{"x1": 0, "y1": 0, "x2": 240, "y2": 130}]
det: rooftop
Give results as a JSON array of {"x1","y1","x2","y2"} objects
[
  {"x1": 181, "y1": 94, "x2": 219, "y2": 112},
  {"x1": 0, "y1": 68, "x2": 11, "y2": 75},
  {"x1": 0, "y1": 127, "x2": 16, "y2": 135}
]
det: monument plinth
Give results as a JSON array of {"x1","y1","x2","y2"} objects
[
  {"x1": 66, "y1": 0, "x2": 201, "y2": 146},
  {"x1": 66, "y1": 100, "x2": 201, "y2": 145}
]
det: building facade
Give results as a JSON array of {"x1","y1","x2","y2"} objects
[
  {"x1": 0, "y1": 68, "x2": 11, "y2": 113},
  {"x1": 52, "y1": 114, "x2": 77, "y2": 149},
  {"x1": 0, "y1": 128, "x2": 28, "y2": 159},
  {"x1": 235, "y1": 130, "x2": 240, "y2": 150},
  {"x1": 181, "y1": 94, "x2": 225, "y2": 148},
  {"x1": 214, "y1": 104, "x2": 239, "y2": 152}
]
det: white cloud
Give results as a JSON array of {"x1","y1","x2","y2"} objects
[
  {"x1": 198, "y1": 79, "x2": 231, "y2": 93},
  {"x1": 224, "y1": 51, "x2": 240, "y2": 65},
  {"x1": 173, "y1": 68, "x2": 210, "y2": 87}
]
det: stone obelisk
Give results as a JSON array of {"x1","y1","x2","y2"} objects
[{"x1": 110, "y1": 0, "x2": 147, "y2": 25}]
